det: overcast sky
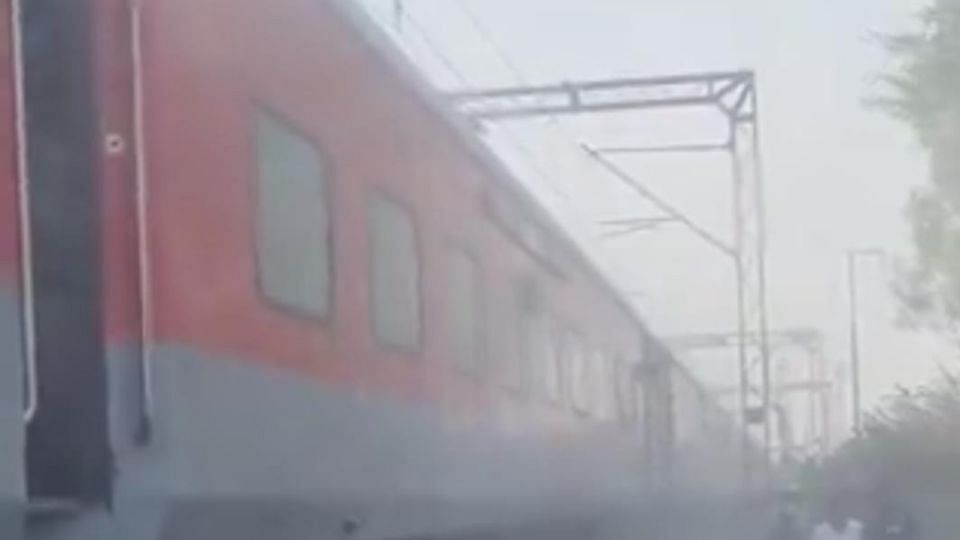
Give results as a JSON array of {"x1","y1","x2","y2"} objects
[{"x1": 354, "y1": 0, "x2": 951, "y2": 433}]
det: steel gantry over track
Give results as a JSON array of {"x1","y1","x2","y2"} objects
[
  {"x1": 668, "y1": 329, "x2": 834, "y2": 460},
  {"x1": 447, "y1": 70, "x2": 773, "y2": 482}
]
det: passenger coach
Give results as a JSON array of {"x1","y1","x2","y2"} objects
[{"x1": 0, "y1": 0, "x2": 735, "y2": 538}]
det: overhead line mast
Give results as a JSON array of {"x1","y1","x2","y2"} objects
[{"x1": 447, "y1": 70, "x2": 773, "y2": 483}]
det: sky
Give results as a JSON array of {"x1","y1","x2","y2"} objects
[{"x1": 353, "y1": 0, "x2": 952, "y2": 441}]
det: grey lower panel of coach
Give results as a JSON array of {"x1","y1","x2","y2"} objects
[
  {"x1": 28, "y1": 343, "x2": 649, "y2": 540},
  {"x1": 3, "y1": 316, "x2": 744, "y2": 540}
]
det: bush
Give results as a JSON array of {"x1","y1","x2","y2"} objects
[{"x1": 816, "y1": 374, "x2": 960, "y2": 506}]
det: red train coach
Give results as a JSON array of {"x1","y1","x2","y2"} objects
[{"x1": 0, "y1": 0, "x2": 729, "y2": 538}]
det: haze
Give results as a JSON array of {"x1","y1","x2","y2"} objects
[{"x1": 355, "y1": 0, "x2": 948, "y2": 434}]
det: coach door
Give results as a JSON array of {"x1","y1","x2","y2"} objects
[{"x1": 16, "y1": 0, "x2": 112, "y2": 507}]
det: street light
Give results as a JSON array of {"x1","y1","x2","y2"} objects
[{"x1": 845, "y1": 247, "x2": 885, "y2": 435}]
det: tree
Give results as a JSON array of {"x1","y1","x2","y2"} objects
[
  {"x1": 809, "y1": 4, "x2": 960, "y2": 526},
  {"x1": 877, "y1": 0, "x2": 960, "y2": 343},
  {"x1": 814, "y1": 376, "x2": 960, "y2": 529}
]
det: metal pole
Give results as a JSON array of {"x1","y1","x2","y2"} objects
[
  {"x1": 822, "y1": 386, "x2": 831, "y2": 454},
  {"x1": 131, "y1": 0, "x2": 155, "y2": 444},
  {"x1": 729, "y1": 130, "x2": 751, "y2": 487},
  {"x1": 749, "y1": 86, "x2": 774, "y2": 474},
  {"x1": 581, "y1": 146, "x2": 736, "y2": 257},
  {"x1": 820, "y1": 352, "x2": 831, "y2": 455},
  {"x1": 807, "y1": 344, "x2": 817, "y2": 457},
  {"x1": 11, "y1": 0, "x2": 39, "y2": 424},
  {"x1": 594, "y1": 143, "x2": 730, "y2": 155},
  {"x1": 846, "y1": 252, "x2": 862, "y2": 435}
]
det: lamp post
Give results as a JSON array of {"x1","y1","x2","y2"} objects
[{"x1": 845, "y1": 248, "x2": 884, "y2": 435}]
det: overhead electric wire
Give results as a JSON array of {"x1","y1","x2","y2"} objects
[
  {"x1": 448, "y1": 0, "x2": 584, "y2": 199},
  {"x1": 449, "y1": 0, "x2": 608, "y2": 197},
  {"x1": 452, "y1": 0, "x2": 529, "y2": 86},
  {"x1": 445, "y1": 0, "x2": 672, "y2": 309},
  {"x1": 396, "y1": 2, "x2": 569, "y2": 201},
  {"x1": 401, "y1": 10, "x2": 472, "y2": 88},
  {"x1": 392, "y1": 0, "x2": 670, "y2": 295}
]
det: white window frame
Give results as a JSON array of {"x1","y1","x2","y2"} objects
[
  {"x1": 445, "y1": 245, "x2": 484, "y2": 371},
  {"x1": 253, "y1": 108, "x2": 333, "y2": 319},
  {"x1": 368, "y1": 192, "x2": 422, "y2": 351}
]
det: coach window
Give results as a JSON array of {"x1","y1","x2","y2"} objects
[
  {"x1": 446, "y1": 247, "x2": 483, "y2": 370},
  {"x1": 633, "y1": 378, "x2": 646, "y2": 435},
  {"x1": 614, "y1": 356, "x2": 637, "y2": 426},
  {"x1": 523, "y1": 307, "x2": 558, "y2": 401},
  {"x1": 567, "y1": 333, "x2": 589, "y2": 415},
  {"x1": 592, "y1": 351, "x2": 615, "y2": 421},
  {"x1": 543, "y1": 319, "x2": 564, "y2": 403},
  {"x1": 506, "y1": 279, "x2": 537, "y2": 392},
  {"x1": 369, "y1": 193, "x2": 421, "y2": 350},
  {"x1": 604, "y1": 354, "x2": 620, "y2": 421},
  {"x1": 255, "y1": 110, "x2": 332, "y2": 318}
]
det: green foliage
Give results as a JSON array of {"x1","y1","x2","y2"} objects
[
  {"x1": 821, "y1": 375, "x2": 960, "y2": 495},
  {"x1": 809, "y1": 4, "x2": 960, "y2": 530},
  {"x1": 813, "y1": 377, "x2": 960, "y2": 540},
  {"x1": 878, "y1": 0, "x2": 960, "y2": 340}
]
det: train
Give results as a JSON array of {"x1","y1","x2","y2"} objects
[{"x1": 0, "y1": 0, "x2": 741, "y2": 538}]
